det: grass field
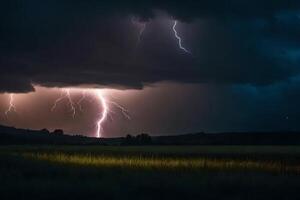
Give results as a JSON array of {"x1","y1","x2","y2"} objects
[{"x1": 1, "y1": 145, "x2": 300, "y2": 200}]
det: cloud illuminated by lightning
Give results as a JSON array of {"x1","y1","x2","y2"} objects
[
  {"x1": 172, "y1": 20, "x2": 191, "y2": 54},
  {"x1": 5, "y1": 94, "x2": 16, "y2": 116}
]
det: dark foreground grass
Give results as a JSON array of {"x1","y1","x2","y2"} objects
[{"x1": 1, "y1": 145, "x2": 300, "y2": 200}]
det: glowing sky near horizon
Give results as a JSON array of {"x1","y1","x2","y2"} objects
[
  {"x1": 0, "y1": 81, "x2": 298, "y2": 137},
  {"x1": 0, "y1": 86, "x2": 136, "y2": 137}
]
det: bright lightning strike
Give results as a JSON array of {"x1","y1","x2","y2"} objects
[
  {"x1": 5, "y1": 94, "x2": 16, "y2": 116},
  {"x1": 50, "y1": 88, "x2": 130, "y2": 138},
  {"x1": 95, "y1": 91, "x2": 108, "y2": 138},
  {"x1": 172, "y1": 20, "x2": 191, "y2": 54},
  {"x1": 94, "y1": 91, "x2": 131, "y2": 138}
]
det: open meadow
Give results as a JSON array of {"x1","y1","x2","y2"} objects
[{"x1": 1, "y1": 145, "x2": 300, "y2": 200}]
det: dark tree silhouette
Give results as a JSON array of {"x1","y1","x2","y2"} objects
[
  {"x1": 122, "y1": 133, "x2": 152, "y2": 145},
  {"x1": 52, "y1": 129, "x2": 64, "y2": 135},
  {"x1": 136, "y1": 133, "x2": 152, "y2": 145},
  {"x1": 40, "y1": 129, "x2": 50, "y2": 134}
]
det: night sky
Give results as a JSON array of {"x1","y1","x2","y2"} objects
[{"x1": 0, "y1": 1, "x2": 299, "y2": 137}]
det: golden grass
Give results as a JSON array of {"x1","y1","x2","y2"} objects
[{"x1": 21, "y1": 152, "x2": 300, "y2": 174}]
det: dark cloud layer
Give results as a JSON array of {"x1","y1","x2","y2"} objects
[{"x1": 1, "y1": 0, "x2": 300, "y2": 92}]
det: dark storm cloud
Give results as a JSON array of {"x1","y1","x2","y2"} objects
[{"x1": 1, "y1": 0, "x2": 300, "y2": 92}]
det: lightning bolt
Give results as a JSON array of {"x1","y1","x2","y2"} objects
[
  {"x1": 95, "y1": 90, "x2": 108, "y2": 138},
  {"x1": 51, "y1": 89, "x2": 76, "y2": 118},
  {"x1": 50, "y1": 88, "x2": 130, "y2": 138},
  {"x1": 108, "y1": 101, "x2": 131, "y2": 120},
  {"x1": 65, "y1": 89, "x2": 76, "y2": 118},
  {"x1": 137, "y1": 23, "x2": 146, "y2": 46},
  {"x1": 5, "y1": 94, "x2": 16, "y2": 116},
  {"x1": 172, "y1": 20, "x2": 191, "y2": 54},
  {"x1": 51, "y1": 90, "x2": 66, "y2": 111},
  {"x1": 77, "y1": 91, "x2": 86, "y2": 112},
  {"x1": 94, "y1": 91, "x2": 131, "y2": 138},
  {"x1": 131, "y1": 17, "x2": 147, "y2": 48}
]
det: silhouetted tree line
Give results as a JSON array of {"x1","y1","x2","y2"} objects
[
  {"x1": 122, "y1": 133, "x2": 152, "y2": 145},
  {"x1": 40, "y1": 129, "x2": 64, "y2": 135},
  {"x1": 52, "y1": 129, "x2": 64, "y2": 135},
  {"x1": 2, "y1": 124, "x2": 300, "y2": 145},
  {"x1": 0, "y1": 125, "x2": 106, "y2": 145}
]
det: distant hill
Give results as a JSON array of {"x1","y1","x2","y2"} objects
[
  {"x1": 1, "y1": 125, "x2": 300, "y2": 145},
  {"x1": 0, "y1": 125, "x2": 109, "y2": 145},
  {"x1": 152, "y1": 132, "x2": 300, "y2": 145}
]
